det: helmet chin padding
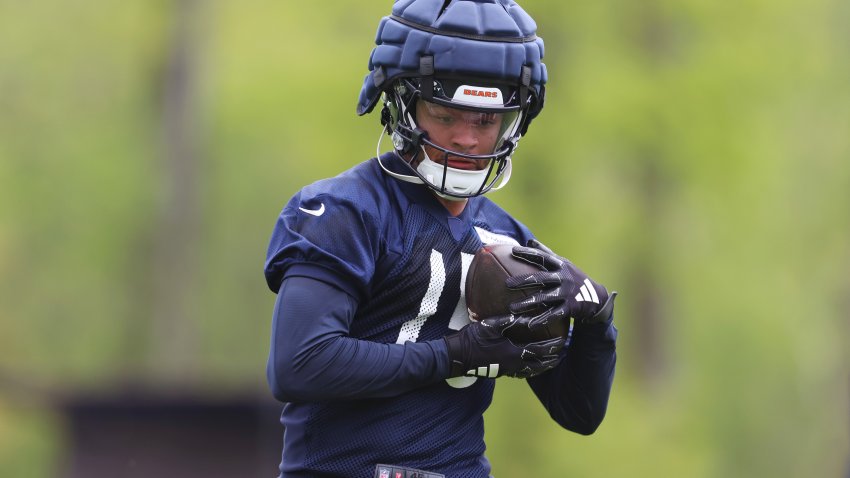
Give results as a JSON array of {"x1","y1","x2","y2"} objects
[{"x1": 417, "y1": 155, "x2": 493, "y2": 201}]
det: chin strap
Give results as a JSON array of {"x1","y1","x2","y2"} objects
[
  {"x1": 491, "y1": 156, "x2": 513, "y2": 192},
  {"x1": 376, "y1": 128, "x2": 425, "y2": 185}
]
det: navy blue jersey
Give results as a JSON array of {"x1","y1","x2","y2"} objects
[{"x1": 265, "y1": 153, "x2": 617, "y2": 477}]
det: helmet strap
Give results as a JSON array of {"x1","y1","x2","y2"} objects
[
  {"x1": 518, "y1": 65, "x2": 531, "y2": 108},
  {"x1": 376, "y1": 128, "x2": 426, "y2": 186},
  {"x1": 419, "y1": 56, "x2": 435, "y2": 101}
]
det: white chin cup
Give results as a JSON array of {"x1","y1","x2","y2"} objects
[{"x1": 416, "y1": 156, "x2": 490, "y2": 200}]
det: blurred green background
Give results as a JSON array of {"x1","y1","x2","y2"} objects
[{"x1": 1, "y1": 0, "x2": 848, "y2": 476}]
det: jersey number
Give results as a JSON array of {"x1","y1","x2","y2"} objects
[{"x1": 395, "y1": 249, "x2": 477, "y2": 389}]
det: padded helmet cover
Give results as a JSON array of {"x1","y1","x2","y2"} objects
[{"x1": 357, "y1": 0, "x2": 547, "y2": 120}]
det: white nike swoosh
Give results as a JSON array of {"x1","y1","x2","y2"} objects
[{"x1": 298, "y1": 203, "x2": 325, "y2": 217}]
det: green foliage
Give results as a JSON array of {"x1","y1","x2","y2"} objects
[
  {"x1": 1, "y1": 0, "x2": 848, "y2": 476},
  {"x1": 0, "y1": 402, "x2": 59, "y2": 478}
]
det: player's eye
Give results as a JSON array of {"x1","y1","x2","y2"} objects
[{"x1": 472, "y1": 113, "x2": 499, "y2": 128}]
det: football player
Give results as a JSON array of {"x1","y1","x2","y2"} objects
[{"x1": 264, "y1": 1, "x2": 618, "y2": 477}]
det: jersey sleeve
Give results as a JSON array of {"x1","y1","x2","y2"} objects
[
  {"x1": 267, "y1": 276, "x2": 451, "y2": 402},
  {"x1": 526, "y1": 316, "x2": 618, "y2": 435},
  {"x1": 264, "y1": 187, "x2": 383, "y2": 300}
]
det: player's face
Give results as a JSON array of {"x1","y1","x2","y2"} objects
[{"x1": 414, "y1": 100, "x2": 504, "y2": 171}]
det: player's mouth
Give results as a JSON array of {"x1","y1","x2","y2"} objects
[{"x1": 446, "y1": 157, "x2": 485, "y2": 171}]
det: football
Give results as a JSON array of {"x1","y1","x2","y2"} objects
[{"x1": 465, "y1": 244, "x2": 568, "y2": 343}]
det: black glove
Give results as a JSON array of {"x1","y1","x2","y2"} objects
[
  {"x1": 506, "y1": 239, "x2": 617, "y2": 325},
  {"x1": 444, "y1": 315, "x2": 565, "y2": 379}
]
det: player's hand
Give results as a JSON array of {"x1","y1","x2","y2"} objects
[
  {"x1": 444, "y1": 315, "x2": 564, "y2": 379},
  {"x1": 506, "y1": 239, "x2": 617, "y2": 325}
]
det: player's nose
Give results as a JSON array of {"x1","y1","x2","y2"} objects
[{"x1": 450, "y1": 123, "x2": 479, "y2": 154}]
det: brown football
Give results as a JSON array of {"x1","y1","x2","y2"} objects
[{"x1": 465, "y1": 243, "x2": 568, "y2": 343}]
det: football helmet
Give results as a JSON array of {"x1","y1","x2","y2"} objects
[{"x1": 358, "y1": 0, "x2": 547, "y2": 199}]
